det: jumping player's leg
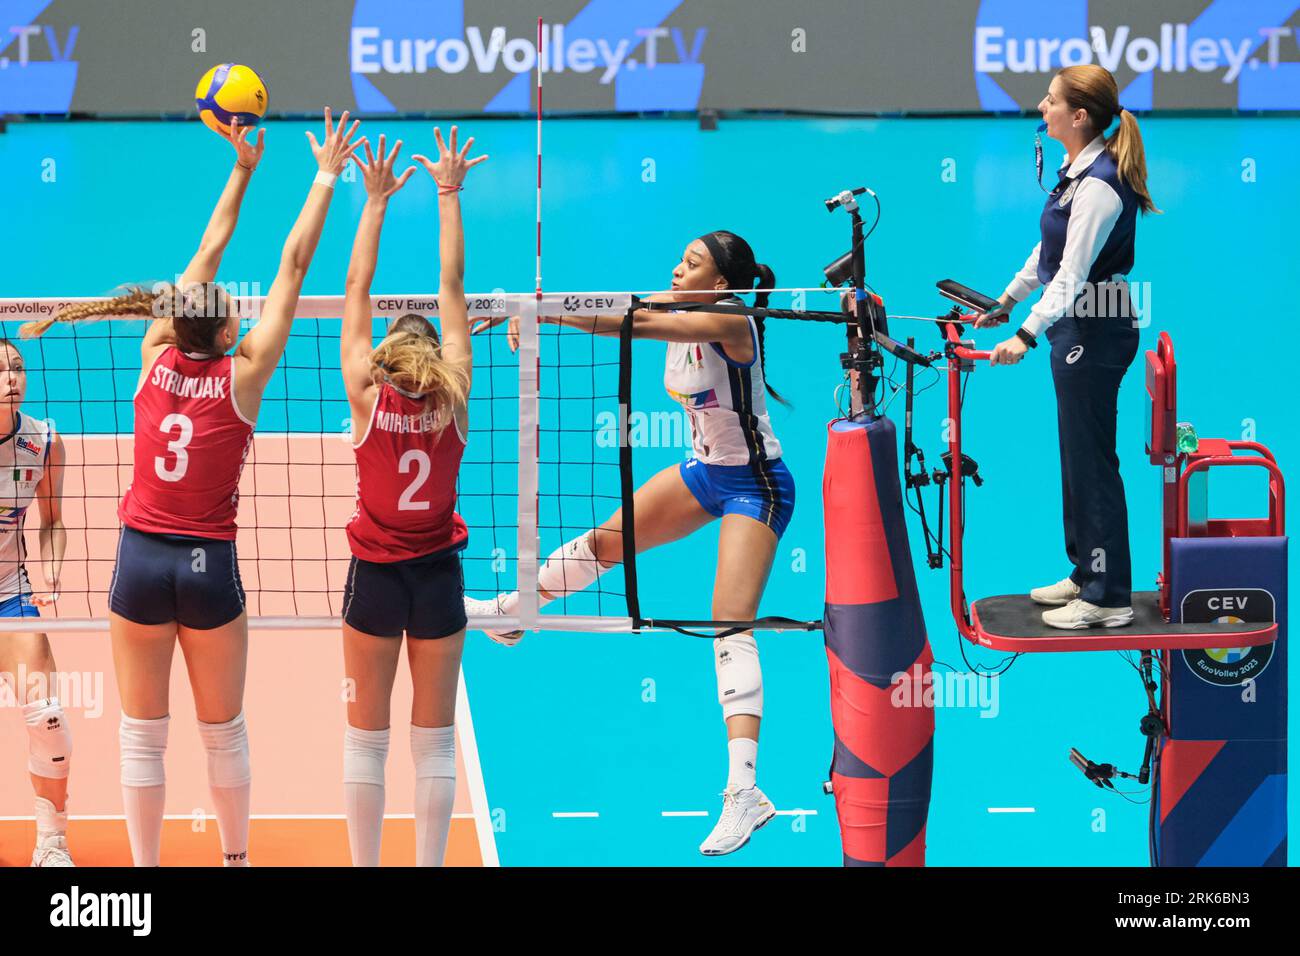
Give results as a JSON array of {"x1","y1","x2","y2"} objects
[
  {"x1": 405, "y1": 628, "x2": 466, "y2": 867},
  {"x1": 699, "y1": 514, "x2": 779, "y2": 855},
  {"x1": 177, "y1": 614, "x2": 251, "y2": 866},
  {"x1": 341, "y1": 624, "x2": 403, "y2": 866},
  {"x1": 1, "y1": 630, "x2": 74, "y2": 866},
  {"x1": 110, "y1": 613, "x2": 178, "y2": 867},
  {"x1": 469, "y1": 463, "x2": 713, "y2": 641},
  {"x1": 586, "y1": 462, "x2": 717, "y2": 574}
]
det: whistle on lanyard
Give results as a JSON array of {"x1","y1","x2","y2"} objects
[{"x1": 1034, "y1": 121, "x2": 1050, "y2": 192}]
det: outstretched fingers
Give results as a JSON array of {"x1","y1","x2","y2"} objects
[{"x1": 385, "y1": 138, "x2": 404, "y2": 169}]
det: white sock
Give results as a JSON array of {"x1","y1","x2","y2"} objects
[
  {"x1": 492, "y1": 535, "x2": 609, "y2": 616},
  {"x1": 197, "y1": 713, "x2": 252, "y2": 867},
  {"x1": 120, "y1": 713, "x2": 169, "y2": 867},
  {"x1": 122, "y1": 786, "x2": 166, "y2": 866},
  {"x1": 538, "y1": 534, "x2": 608, "y2": 605},
  {"x1": 343, "y1": 725, "x2": 390, "y2": 867},
  {"x1": 34, "y1": 796, "x2": 67, "y2": 839},
  {"x1": 727, "y1": 737, "x2": 758, "y2": 791},
  {"x1": 411, "y1": 724, "x2": 456, "y2": 867}
]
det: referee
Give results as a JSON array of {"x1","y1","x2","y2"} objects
[{"x1": 972, "y1": 64, "x2": 1160, "y2": 630}]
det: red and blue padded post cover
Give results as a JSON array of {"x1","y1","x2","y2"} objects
[{"x1": 823, "y1": 416, "x2": 934, "y2": 866}]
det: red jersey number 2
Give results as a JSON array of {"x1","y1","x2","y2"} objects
[{"x1": 397, "y1": 449, "x2": 432, "y2": 511}]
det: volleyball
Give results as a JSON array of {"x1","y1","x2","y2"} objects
[{"x1": 195, "y1": 63, "x2": 268, "y2": 136}]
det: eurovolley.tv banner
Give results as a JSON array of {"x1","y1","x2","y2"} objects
[{"x1": 2, "y1": 0, "x2": 1298, "y2": 116}]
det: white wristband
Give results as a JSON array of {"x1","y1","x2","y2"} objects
[{"x1": 313, "y1": 170, "x2": 338, "y2": 189}]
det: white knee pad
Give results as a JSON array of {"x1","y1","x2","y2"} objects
[
  {"x1": 343, "y1": 725, "x2": 390, "y2": 786},
  {"x1": 536, "y1": 533, "x2": 607, "y2": 604},
  {"x1": 120, "y1": 713, "x2": 170, "y2": 788},
  {"x1": 410, "y1": 724, "x2": 456, "y2": 780},
  {"x1": 24, "y1": 697, "x2": 72, "y2": 779},
  {"x1": 715, "y1": 634, "x2": 763, "y2": 720},
  {"x1": 198, "y1": 712, "x2": 251, "y2": 789}
]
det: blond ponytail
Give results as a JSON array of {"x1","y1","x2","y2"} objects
[
  {"x1": 1056, "y1": 64, "x2": 1160, "y2": 215},
  {"x1": 370, "y1": 329, "x2": 469, "y2": 433},
  {"x1": 1107, "y1": 108, "x2": 1160, "y2": 214}
]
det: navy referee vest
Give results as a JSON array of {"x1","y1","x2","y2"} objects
[{"x1": 1037, "y1": 149, "x2": 1138, "y2": 290}]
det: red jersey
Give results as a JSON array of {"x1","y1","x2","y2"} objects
[
  {"x1": 347, "y1": 383, "x2": 467, "y2": 562},
  {"x1": 119, "y1": 348, "x2": 255, "y2": 541}
]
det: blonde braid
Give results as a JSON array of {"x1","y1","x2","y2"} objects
[{"x1": 19, "y1": 286, "x2": 161, "y2": 339}]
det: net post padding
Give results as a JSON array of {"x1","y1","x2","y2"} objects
[{"x1": 823, "y1": 415, "x2": 934, "y2": 866}]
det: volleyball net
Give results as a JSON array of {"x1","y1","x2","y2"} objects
[{"x1": 0, "y1": 291, "x2": 847, "y2": 634}]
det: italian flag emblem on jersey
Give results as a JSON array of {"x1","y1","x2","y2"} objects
[{"x1": 13, "y1": 469, "x2": 34, "y2": 481}]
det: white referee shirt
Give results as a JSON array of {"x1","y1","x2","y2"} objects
[{"x1": 1002, "y1": 135, "x2": 1126, "y2": 338}]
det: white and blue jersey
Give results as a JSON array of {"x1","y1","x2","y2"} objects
[
  {"x1": 0, "y1": 412, "x2": 54, "y2": 605},
  {"x1": 663, "y1": 302, "x2": 782, "y2": 466},
  {"x1": 664, "y1": 299, "x2": 794, "y2": 538}
]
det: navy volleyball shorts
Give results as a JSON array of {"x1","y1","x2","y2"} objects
[
  {"x1": 342, "y1": 543, "x2": 467, "y2": 640},
  {"x1": 109, "y1": 525, "x2": 246, "y2": 630}
]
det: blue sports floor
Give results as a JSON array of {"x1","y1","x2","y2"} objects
[{"x1": 1, "y1": 115, "x2": 1295, "y2": 865}]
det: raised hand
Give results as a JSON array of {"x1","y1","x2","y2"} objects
[
  {"x1": 412, "y1": 125, "x2": 488, "y2": 191},
  {"x1": 470, "y1": 315, "x2": 520, "y2": 352},
  {"x1": 354, "y1": 133, "x2": 416, "y2": 201},
  {"x1": 226, "y1": 117, "x2": 266, "y2": 171},
  {"x1": 306, "y1": 107, "x2": 365, "y2": 176}
]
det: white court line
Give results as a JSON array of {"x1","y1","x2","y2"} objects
[
  {"x1": 456, "y1": 668, "x2": 500, "y2": 867},
  {"x1": 660, "y1": 809, "x2": 818, "y2": 817},
  {"x1": 0, "y1": 813, "x2": 475, "y2": 821},
  {"x1": 987, "y1": 807, "x2": 1036, "y2": 813},
  {"x1": 552, "y1": 812, "x2": 599, "y2": 819}
]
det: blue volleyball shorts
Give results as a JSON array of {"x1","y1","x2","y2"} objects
[
  {"x1": 0, "y1": 592, "x2": 40, "y2": 620},
  {"x1": 678, "y1": 457, "x2": 796, "y2": 539}
]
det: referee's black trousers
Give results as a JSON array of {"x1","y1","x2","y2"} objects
[{"x1": 1047, "y1": 312, "x2": 1140, "y2": 608}]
